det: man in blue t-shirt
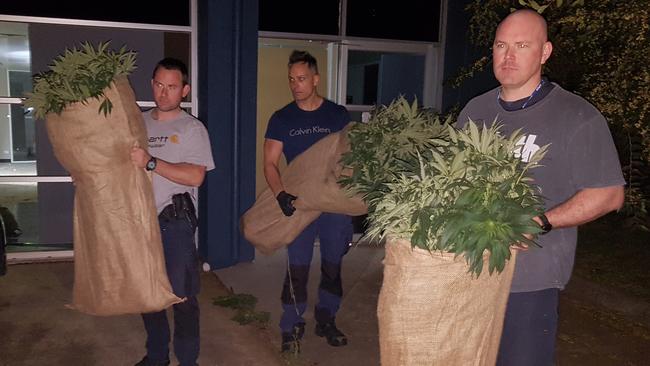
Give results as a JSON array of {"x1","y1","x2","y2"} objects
[{"x1": 264, "y1": 50, "x2": 353, "y2": 353}]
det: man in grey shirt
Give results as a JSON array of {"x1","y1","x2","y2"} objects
[
  {"x1": 457, "y1": 9, "x2": 625, "y2": 366},
  {"x1": 131, "y1": 58, "x2": 214, "y2": 366}
]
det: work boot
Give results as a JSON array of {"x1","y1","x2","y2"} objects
[
  {"x1": 280, "y1": 322, "x2": 305, "y2": 353},
  {"x1": 134, "y1": 356, "x2": 170, "y2": 366},
  {"x1": 315, "y1": 320, "x2": 348, "y2": 347}
]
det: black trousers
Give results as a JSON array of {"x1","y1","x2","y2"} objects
[
  {"x1": 141, "y1": 214, "x2": 200, "y2": 366},
  {"x1": 497, "y1": 288, "x2": 560, "y2": 366}
]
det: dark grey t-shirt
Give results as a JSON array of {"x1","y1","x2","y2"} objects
[{"x1": 457, "y1": 84, "x2": 625, "y2": 292}]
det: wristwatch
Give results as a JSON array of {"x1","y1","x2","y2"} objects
[
  {"x1": 538, "y1": 213, "x2": 552, "y2": 235},
  {"x1": 145, "y1": 156, "x2": 157, "y2": 171}
]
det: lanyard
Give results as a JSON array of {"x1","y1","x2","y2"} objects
[{"x1": 497, "y1": 80, "x2": 545, "y2": 109}]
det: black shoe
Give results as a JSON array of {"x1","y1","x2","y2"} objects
[
  {"x1": 280, "y1": 322, "x2": 305, "y2": 353},
  {"x1": 134, "y1": 356, "x2": 170, "y2": 366},
  {"x1": 315, "y1": 320, "x2": 348, "y2": 347}
]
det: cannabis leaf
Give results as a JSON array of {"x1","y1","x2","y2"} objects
[{"x1": 25, "y1": 41, "x2": 137, "y2": 119}]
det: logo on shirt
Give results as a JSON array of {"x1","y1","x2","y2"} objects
[
  {"x1": 289, "y1": 125, "x2": 331, "y2": 137},
  {"x1": 148, "y1": 134, "x2": 179, "y2": 148},
  {"x1": 514, "y1": 134, "x2": 540, "y2": 163}
]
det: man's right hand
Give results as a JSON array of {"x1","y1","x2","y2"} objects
[
  {"x1": 130, "y1": 146, "x2": 150, "y2": 169},
  {"x1": 276, "y1": 191, "x2": 297, "y2": 216}
]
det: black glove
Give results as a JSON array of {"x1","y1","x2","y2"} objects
[{"x1": 276, "y1": 191, "x2": 297, "y2": 217}]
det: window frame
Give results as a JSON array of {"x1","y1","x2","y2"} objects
[{"x1": 0, "y1": 0, "x2": 198, "y2": 261}]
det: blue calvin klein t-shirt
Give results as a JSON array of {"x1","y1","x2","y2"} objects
[{"x1": 265, "y1": 99, "x2": 350, "y2": 163}]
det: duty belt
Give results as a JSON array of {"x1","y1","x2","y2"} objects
[
  {"x1": 159, "y1": 204, "x2": 182, "y2": 222},
  {"x1": 158, "y1": 192, "x2": 198, "y2": 232}
]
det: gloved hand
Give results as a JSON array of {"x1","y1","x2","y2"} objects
[{"x1": 276, "y1": 191, "x2": 297, "y2": 216}]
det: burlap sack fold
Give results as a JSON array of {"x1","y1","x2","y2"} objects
[
  {"x1": 241, "y1": 124, "x2": 367, "y2": 253},
  {"x1": 378, "y1": 238, "x2": 516, "y2": 366},
  {"x1": 45, "y1": 76, "x2": 181, "y2": 316}
]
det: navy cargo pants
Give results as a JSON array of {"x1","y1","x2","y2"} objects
[
  {"x1": 280, "y1": 212, "x2": 353, "y2": 333},
  {"x1": 496, "y1": 288, "x2": 560, "y2": 366},
  {"x1": 141, "y1": 212, "x2": 200, "y2": 366}
]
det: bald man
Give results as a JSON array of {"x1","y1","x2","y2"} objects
[{"x1": 457, "y1": 9, "x2": 625, "y2": 366}]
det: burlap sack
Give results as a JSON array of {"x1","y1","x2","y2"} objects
[
  {"x1": 378, "y1": 238, "x2": 516, "y2": 366},
  {"x1": 45, "y1": 76, "x2": 181, "y2": 315},
  {"x1": 241, "y1": 125, "x2": 367, "y2": 253}
]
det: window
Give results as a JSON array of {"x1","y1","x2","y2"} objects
[
  {"x1": 0, "y1": 22, "x2": 32, "y2": 169},
  {"x1": 259, "y1": 0, "x2": 340, "y2": 35},
  {"x1": 0, "y1": 0, "x2": 190, "y2": 26},
  {"x1": 259, "y1": 0, "x2": 443, "y2": 42},
  {"x1": 0, "y1": 181, "x2": 74, "y2": 250},
  {"x1": 0, "y1": 8, "x2": 194, "y2": 256},
  {"x1": 346, "y1": 50, "x2": 425, "y2": 106},
  {"x1": 346, "y1": 1, "x2": 441, "y2": 42},
  {"x1": 257, "y1": 2, "x2": 445, "y2": 111},
  {"x1": 337, "y1": 42, "x2": 439, "y2": 117}
]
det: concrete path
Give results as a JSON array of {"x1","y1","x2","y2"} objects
[
  {"x1": 216, "y1": 242, "x2": 650, "y2": 366},
  {"x1": 0, "y1": 262, "x2": 284, "y2": 366},
  {"x1": 215, "y1": 243, "x2": 385, "y2": 366},
  {"x1": 2, "y1": 242, "x2": 648, "y2": 366}
]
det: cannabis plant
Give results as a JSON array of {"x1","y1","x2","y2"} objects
[
  {"x1": 341, "y1": 98, "x2": 547, "y2": 276},
  {"x1": 339, "y1": 98, "x2": 451, "y2": 208},
  {"x1": 25, "y1": 41, "x2": 137, "y2": 119}
]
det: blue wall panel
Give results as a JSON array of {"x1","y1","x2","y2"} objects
[{"x1": 197, "y1": 0, "x2": 258, "y2": 269}]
